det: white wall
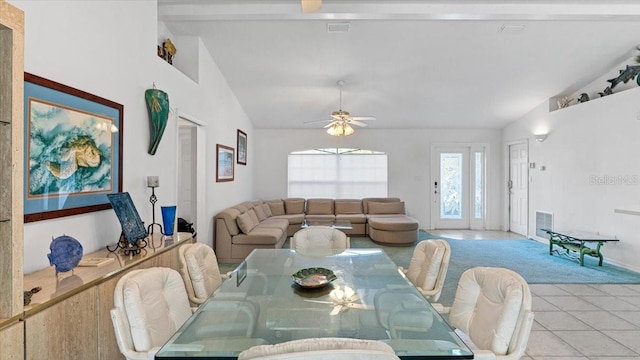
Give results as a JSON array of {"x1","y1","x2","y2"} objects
[
  {"x1": 11, "y1": 0, "x2": 254, "y2": 273},
  {"x1": 254, "y1": 128, "x2": 504, "y2": 230},
  {"x1": 504, "y1": 86, "x2": 640, "y2": 272}
]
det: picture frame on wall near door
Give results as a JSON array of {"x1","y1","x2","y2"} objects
[
  {"x1": 237, "y1": 129, "x2": 247, "y2": 165},
  {"x1": 216, "y1": 144, "x2": 235, "y2": 182}
]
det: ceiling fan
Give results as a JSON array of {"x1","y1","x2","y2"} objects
[
  {"x1": 301, "y1": 0, "x2": 322, "y2": 13},
  {"x1": 306, "y1": 80, "x2": 376, "y2": 136}
]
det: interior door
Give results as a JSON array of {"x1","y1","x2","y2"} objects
[
  {"x1": 434, "y1": 147, "x2": 470, "y2": 229},
  {"x1": 509, "y1": 142, "x2": 528, "y2": 236},
  {"x1": 177, "y1": 125, "x2": 197, "y2": 227}
]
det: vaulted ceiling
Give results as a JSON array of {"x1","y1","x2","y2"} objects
[{"x1": 159, "y1": 0, "x2": 640, "y2": 130}]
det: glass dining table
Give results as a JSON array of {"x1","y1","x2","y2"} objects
[{"x1": 156, "y1": 248, "x2": 473, "y2": 359}]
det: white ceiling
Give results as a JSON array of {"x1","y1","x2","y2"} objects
[{"x1": 159, "y1": 0, "x2": 640, "y2": 130}]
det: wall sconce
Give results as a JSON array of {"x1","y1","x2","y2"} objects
[{"x1": 534, "y1": 134, "x2": 548, "y2": 143}]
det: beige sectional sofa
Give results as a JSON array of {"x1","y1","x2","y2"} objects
[{"x1": 214, "y1": 197, "x2": 419, "y2": 263}]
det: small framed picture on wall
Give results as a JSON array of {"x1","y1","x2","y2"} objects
[
  {"x1": 216, "y1": 144, "x2": 235, "y2": 182},
  {"x1": 237, "y1": 129, "x2": 247, "y2": 165}
]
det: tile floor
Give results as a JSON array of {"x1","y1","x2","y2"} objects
[{"x1": 430, "y1": 230, "x2": 640, "y2": 360}]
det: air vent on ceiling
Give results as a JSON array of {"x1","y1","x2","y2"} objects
[
  {"x1": 535, "y1": 211, "x2": 553, "y2": 238},
  {"x1": 327, "y1": 22, "x2": 351, "y2": 33}
]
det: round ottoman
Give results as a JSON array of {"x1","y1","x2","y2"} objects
[{"x1": 367, "y1": 216, "x2": 419, "y2": 246}]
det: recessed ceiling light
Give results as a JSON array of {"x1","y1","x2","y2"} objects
[
  {"x1": 499, "y1": 24, "x2": 526, "y2": 33},
  {"x1": 327, "y1": 22, "x2": 351, "y2": 33}
]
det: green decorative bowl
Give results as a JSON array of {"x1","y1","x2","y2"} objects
[{"x1": 292, "y1": 267, "x2": 337, "y2": 289}]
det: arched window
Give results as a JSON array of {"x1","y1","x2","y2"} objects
[{"x1": 288, "y1": 148, "x2": 388, "y2": 198}]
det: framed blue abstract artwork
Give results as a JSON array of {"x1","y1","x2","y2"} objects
[{"x1": 24, "y1": 73, "x2": 123, "y2": 222}]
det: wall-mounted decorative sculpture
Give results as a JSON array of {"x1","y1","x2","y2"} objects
[{"x1": 145, "y1": 86, "x2": 170, "y2": 155}]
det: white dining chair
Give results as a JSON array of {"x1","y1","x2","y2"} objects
[
  {"x1": 110, "y1": 267, "x2": 193, "y2": 360},
  {"x1": 432, "y1": 267, "x2": 535, "y2": 360},
  {"x1": 178, "y1": 242, "x2": 228, "y2": 305},
  {"x1": 238, "y1": 337, "x2": 401, "y2": 360},
  {"x1": 291, "y1": 226, "x2": 350, "y2": 256},
  {"x1": 399, "y1": 239, "x2": 451, "y2": 302}
]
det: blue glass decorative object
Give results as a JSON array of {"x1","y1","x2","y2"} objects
[
  {"x1": 161, "y1": 206, "x2": 177, "y2": 236},
  {"x1": 47, "y1": 234, "x2": 83, "y2": 274},
  {"x1": 107, "y1": 192, "x2": 148, "y2": 244}
]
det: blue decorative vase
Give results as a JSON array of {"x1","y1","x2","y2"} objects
[{"x1": 161, "y1": 206, "x2": 177, "y2": 236}]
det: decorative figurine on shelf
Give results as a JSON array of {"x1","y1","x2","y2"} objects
[
  {"x1": 47, "y1": 234, "x2": 83, "y2": 275},
  {"x1": 577, "y1": 93, "x2": 590, "y2": 103},
  {"x1": 163, "y1": 38, "x2": 177, "y2": 64},
  {"x1": 23, "y1": 286, "x2": 42, "y2": 306},
  {"x1": 556, "y1": 96, "x2": 573, "y2": 109},
  {"x1": 145, "y1": 84, "x2": 170, "y2": 155},
  {"x1": 598, "y1": 86, "x2": 613, "y2": 97},
  {"x1": 606, "y1": 65, "x2": 640, "y2": 89}
]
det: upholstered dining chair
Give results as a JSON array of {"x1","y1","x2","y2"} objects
[
  {"x1": 110, "y1": 267, "x2": 193, "y2": 360},
  {"x1": 178, "y1": 242, "x2": 228, "y2": 305},
  {"x1": 291, "y1": 226, "x2": 350, "y2": 256},
  {"x1": 238, "y1": 337, "x2": 401, "y2": 360},
  {"x1": 433, "y1": 267, "x2": 535, "y2": 360},
  {"x1": 400, "y1": 239, "x2": 451, "y2": 302}
]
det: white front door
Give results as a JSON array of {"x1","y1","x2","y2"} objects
[
  {"x1": 509, "y1": 142, "x2": 528, "y2": 236},
  {"x1": 432, "y1": 145, "x2": 486, "y2": 230}
]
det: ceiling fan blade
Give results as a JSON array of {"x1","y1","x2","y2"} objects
[
  {"x1": 350, "y1": 116, "x2": 376, "y2": 121},
  {"x1": 324, "y1": 122, "x2": 337, "y2": 128},
  {"x1": 303, "y1": 119, "x2": 332, "y2": 124},
  {"x1": 349, "y1": 120, "x2": 368, "y2": 127},
  {"x1": 301, "y1": 0, "x2": 322, "y2": 13}
]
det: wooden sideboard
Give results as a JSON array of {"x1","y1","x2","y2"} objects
[{"x1": 1, "y1": 233, "x2": 194, "y2": 360}]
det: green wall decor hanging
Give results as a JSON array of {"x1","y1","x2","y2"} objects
[{"x1": 145, "y1": 86, "x2": 169, "y2": 155}]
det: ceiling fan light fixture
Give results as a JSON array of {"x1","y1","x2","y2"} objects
[{"x1": 327, "y1": 122, "x2": 354, "y2": 137}]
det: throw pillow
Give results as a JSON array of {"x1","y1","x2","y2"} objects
[
  {"x1": 284, "y1": 198, "x2": 305, "y2": 214},
  {"x1": 260, "y1": 203, "x2": 272, "y2": 217},
  {"x1": 247, "y1": 209, "x2": 259, "y2": 224},
  {"x1": 306, "y1": 199, "x2": 333, "y2": 215},
  {"x1": 236, "y1": 212, "x2": 256, "y2": 234},
  {"x1": 254, "y1": 205, "x2": 268, "y2": 221},
  {"x1": 267, "y1": 201, "x2": 285, "y2": 216},
  {"x1": 335, "y1": 200, "x2": 362, "y2": 214},
  {"x1": 368, "y1": 201, "x2": 405, "y2": 214}
]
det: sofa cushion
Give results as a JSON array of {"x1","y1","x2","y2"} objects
[
  {"x1": 368, "y1": 201, "x2": 405, "y2": 215},
  {"x1": 334, "y1": 199, "x2": 363, "y2": 214},
  {"x1": 254, "y1": 205, "x2": 268, "y2": 221},
  {"x1": 215, "y1": 207, "x2": 242, "y2": 236},
  {"x1": 247, "y1": 209, "x2": 260, "y2": 224},
  {"x1": 260, "y1": 203, "x2": 272, "y2": 217},
  {"x1": 266, "y1": 200, "x2": 285, "y2": 216},
  {"x1": 237, "y1": 212, "x2": 257, "y2": 234},
  {"x1": 284, "y1": 198, "x2": 305, "y2": 214},
  {"x1": 232, "y1": 227, "x2": 284, "y2": 245},
  {"x1": 306, "y1": 199, "x2": 334, "y2": 215},
  {"x1": 368, "y1": 216, "x2": 418, "y2": 231},
  {"x1": 362, "y1": 197, "x2": 401, "y2": 213},
  {"x1": 335, "y1": 213, "x2": 367, "y2": 224}
]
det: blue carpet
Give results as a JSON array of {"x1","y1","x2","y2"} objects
[{"x1": 350, "y1": 230, "x2": 640, "y2": 306}]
